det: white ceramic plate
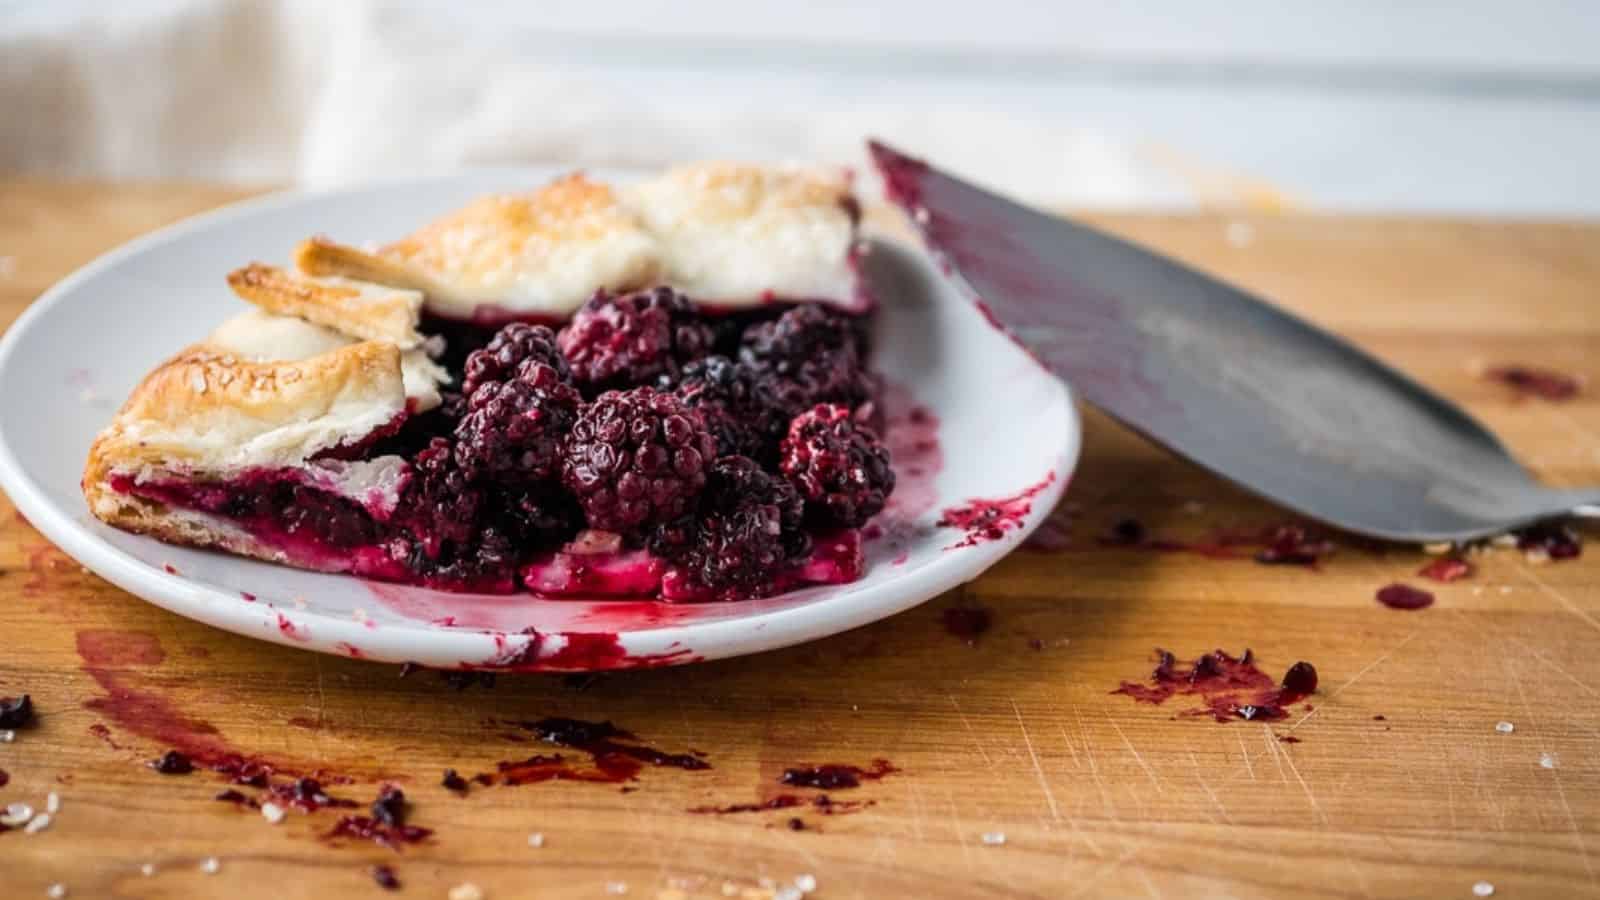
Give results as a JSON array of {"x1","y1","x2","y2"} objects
[{"x1": 0, "y1": 171, "x2": 1079, "y2": 671}]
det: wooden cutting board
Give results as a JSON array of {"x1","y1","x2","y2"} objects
[{"x1": 1, "y1": 180, "x2": 1597, "y2": 899}]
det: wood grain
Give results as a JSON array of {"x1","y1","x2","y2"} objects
[{"x1": 1, "y1": 181, "x2": 1597, "y2": 899}]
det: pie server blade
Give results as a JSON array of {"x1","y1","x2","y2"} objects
[{"x1": 866, "y1": 139, "x2": 1598, "y2": 541}]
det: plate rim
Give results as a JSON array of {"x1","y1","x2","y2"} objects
[{"x1": 0, "y1": 170, "x2": 1081, "y2": 671}]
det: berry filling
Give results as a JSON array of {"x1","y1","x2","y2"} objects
[
  {"x1": 780, "y1": 404, "x2": 895, "y2": 528},
  {"x1": 650, "y1": 456, "x2": 813, "y2": 601},
  {"x1": 523, "y1": 534, "x2": 666, "y2": 597},
  {"x1": 559, "y1": 287, "x2": 715, "y2": 393},
  {"x1": 561, "y1": 386, "x2": 719, "y2": 532},
  {"x1": 110, "y1": 295, "x2": 896, "y2": 601}
]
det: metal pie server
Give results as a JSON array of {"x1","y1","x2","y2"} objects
[{"x1": 867, "y1": 139, "x2": 1598, "y2": 542}]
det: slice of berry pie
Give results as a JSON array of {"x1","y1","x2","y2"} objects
[{"x1": 84, "y1": 163, "x2": 894, "y2": 601}]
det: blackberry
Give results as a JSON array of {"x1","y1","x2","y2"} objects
[
  {"x1": 421, "y1": 312, "x2": 499, "y2": 375},
  {"x1": 365, "y1": 402, "x2": 465, "y2": 459},
  {"x1": 651, "y1": 456, "x2": 811, "y2": 600},
  {"x1": 371, "y1": 865, "x2": 401, "y2": 891},
  {"x1": 739, "y1": 304, "x2": 867, "y2": 367},
  {"x1": 150, "y1": 750, "x2": 194, "y2": 774},
  {"x1": 739, "y1": 304, "x2": 875, "y2": 410},
  {"x1": 780, "y1": 404, "x2": 895, "y2": 528},
  {"x1": 369, "y1": 786, "x2": 408, "y2": 828},
  {"x1": 461, "y1": 323, "x2": 571, "y2": 399},
  {"x1": 0, "y1": 694, "x2": 34, "y2": 729},
  {"x1": 422, "y1": 525, "x2": 522, "y2": 592},
  {"x1": 454, "y1": 361, "x2": 581, "y2": 485},
  {"x1": 395, "y1": 438, "x2": 483, "y2": 556},
  {"x1": 558, "y1": 287, "x2": 715, "y2": 390},
  {"x1": 490, "y1": 484, "x2": 581, "y2": 547},
  {"x1": 561, "y1": 387, "x2": 718, "y2": 532},
  {"x1": 660, "y1": 355, "x2": 794, "y2": 463},
  {"x1": 708, "y1": 311, "x2": 756, "y2": 357},
  {"x1": 277, "y1": 485, "x2": 382, "y2": 548}
]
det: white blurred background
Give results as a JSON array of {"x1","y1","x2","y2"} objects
[{"x1": 4, "y1": 0, "x2": 1599, "y2": 215}]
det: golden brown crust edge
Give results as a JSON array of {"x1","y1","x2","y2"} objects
[
  {"x1": 82, "y1": 489, "x2": 299, "y2": 569},
  {"x1": 295, "y1": 237, "x2": 436, "y2": 294},
  {"x1": 82, "y1": 339, "x2": 408, "y2": 528},
  {"x1": 227, "y1": 262, "x2": 425, "y2": 348},
  {"x1": 380, "y1": 174, "x2": 642, "y2": 267},
  {"x1": 296, "y1": 177, "x2": 665, "y2": 318},
  {"x1": 85, "y1": 489, "x2": 358, "y2": 579}
]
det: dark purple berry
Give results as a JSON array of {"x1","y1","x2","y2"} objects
[
  {"x1": 441, "y1": 769, "x2": 468, "y2": 792},
  {"x1": 661, "y1": 355, "x2": 795, "y2": 463},
  {"x1": 739, "y1": 304, "x2": 875, "y2": 409},
  {"x1": 213, "y1": 789, "x2": 254, "y2": 807},
  {"x1": 370, "y1": 786, "x2": 408, "y2": 827},
  {"x1": 280, "y1": 777, "x2": 338, "y2": 809},
  {"x1": 0, "y1": 694, "x2": 33, "y2": 729},
  {"x1": 454, "y1": 361, "x2": 582, "y2": 485},
  {"x1": 461, "y1": 323, "x2": 570, "y2": 399},
  {"x1": 420, "y1": 525, "x2": 523, "y2": 593},
  {"x1": 491, "y1": 485, "x2": 581, "y2": 547},
  {"x1": 1516, "y1": 521, "x2": 1582, "y2": 560},
  {"x1": 651, "y1": 456, "x2": 811, "y2": 599},
  {"x1": 1281, "y1": 661, "x2": 1318, "y2": 698},
  {"x1": 371, "y1": 864, "x2": 401, "y2": 890},
  {"x1": 150, "y1": 750, "x2": 194, "y2": 774},
  {"x1": 1152, "y1": 649, "x2": 1178, "y2": 681},
  {"x1": 779, "y1": 404, "x2": 895, "y2": 528},
  {"x1": 558, "y1": 286, "x2": 714, "y2": 390},
  {"x1": 395, "y1": 438, "x2": 483, "y2": 557},
  {"x1": 1109, "y1": 518, "x2": 1146, "y2": 544},
  {"x1": 740, "y1": 303, "x2": 868, "y2": 363},
  {"x1": 561, "y1": 387, "x2": 718, "y2": 532}
]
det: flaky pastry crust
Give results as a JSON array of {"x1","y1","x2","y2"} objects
[
  {"x1": 629, "y1": 162, "x2": 859, "y2": 307},
  {"x1": 227, "y1": 262, "x2": 426, "y2": 348},
  {"x1": 298, "y1": 165, "x2": 860, "y2": 318},
  {"x1": 296, "y1": 174, "x2": 662, "y2": 319},
  {"x1": 83, "y1": 337, "x2": 408, "y2": 540}
]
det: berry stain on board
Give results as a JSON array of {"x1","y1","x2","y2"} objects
[
  {"x1": 1101, "y1": 520, "x2": 1336, "y2": 568},
  {"x1": 1376, "y1": 583, "x2": 1435, "y2": 610},
  {"x1": 1418, "y1": 557, "x2": 1473, "y2": 582},
  {"x1": 1113, "y1": 649, "x2": 1318, "y2": 724},
  {"x1": 325, "y1": 785, "x2": 432, "y2": 851},
  {"x1": 941, "y1": 606, "x2": 993, "y2": 645},
  {"x1": 75, "y1": 630, "x2": 326, "y2": 781},
  {"x1": 778, "y1": 759, "x2": 899, "y2": 790},
  {"x1": 1483, "y1": 364, "x2": 1582, "y2": 401},
  {"x1": 465, "y1": 718, "x2": 711, "y2": 787},
  {"x1": 688, "y1": 793, "x2": 874, "y2": 816}
]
